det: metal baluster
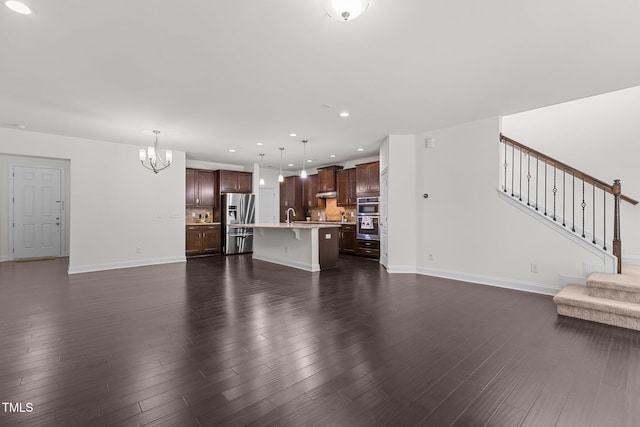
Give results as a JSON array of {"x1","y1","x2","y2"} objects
[
  {"x1": 572, "y1": 175, "x2": 576, "y2": 232},
  {"x1": 562, "y1": 170, "x2": 566, "y2": 226},
  {"x1": 544, "y1": 161, "x2": 547, "y2": 216},
  {"x1": 511, "y1": 144, "x2": 515, "y2": 197},
  {"x1": 503, "y1": 141, "x2": 507, "y2": 192},
  {"x1": 581, "y1": 179, "x2": 586, "y2": 238},
  {"x1": 552, "y1": 167, "x2": 557, "y2": 221},
  {"x1": 592, "y1": 184, "x2": 596, "y2": 244},
  {"x1": 603, "y1": 188, "x2": 607, "y2": 251},
  {"x1": 527, "y1": 154, "x2": 531, "y2": 206},
  {"x1": 535, "y1": 157, "x2": 539, "y2": 211},
  {"x1": 519, "y1": 149, "x2": 522, "y2": 201}
]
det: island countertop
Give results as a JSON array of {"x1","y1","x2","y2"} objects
[{"x1": 228, "y1": 223, "x2": 341, "y2": 229}]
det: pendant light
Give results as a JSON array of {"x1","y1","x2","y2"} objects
[
  {"x1": 300, "y1": 140, "x2": 308, "y2": 179},
  {"x1": 278, "y1": 147, "x2": 284, "y2": 183},
  {"x1": 259, "y1": 153, "x2": 265, "y2": 186}
]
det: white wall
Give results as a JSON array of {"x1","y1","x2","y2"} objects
[
  {"x1": 0, "y1": 154, "x2": 71, "y2": 261},
  {"x1": 503, "y1": 86, "x2": 640, "y2": 260},
  {"x1": 386, "y1": 135, "x2": 418, "y2": 272},
  {"x1": 0, "y1": 128, "x2": 186, "y2": 273},
  {"x1": 414, "y1": 117, "x2": 603, "y2": 294}
]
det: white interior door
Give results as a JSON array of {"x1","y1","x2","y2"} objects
[
  {"x1": 13, "y1": 166, "x2": 62, "y2": 259},
  {"x1": 380, "y1": 168, "x2": 389, "y2": 268},
  {"x1": 259, "y1": 187, "x2": 276, "y2": 223}
]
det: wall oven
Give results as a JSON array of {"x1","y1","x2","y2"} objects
[{"x1": 356, "y1": 197, "x2": 380, "y2": 240}]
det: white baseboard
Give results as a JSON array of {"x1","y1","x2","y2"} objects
[
  {"x1": 68, "y1": 256, "x2": 186, "y2": 274},
  {"x1": 415, "y1": 266, "x2": 560, "y2": 296},
  {"x1": 385, "y1": 265, "x2": 417, "y2": 274},
  {"x1": 252, "y1": 254, "x2": 320, "y2": 272},
  {"x1": 559, "y1": 274, "x2": 586, "y2": 287},
  {"x1": 0, "y1": 256, "x2": 9, "y2": 262},
  {"x1": 623, "y1": 256, "x2": 640, "y2": 266}
]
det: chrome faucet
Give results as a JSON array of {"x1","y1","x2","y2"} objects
[{"x1": 286, "y1": 208, "x2": 296, "y2": 224}]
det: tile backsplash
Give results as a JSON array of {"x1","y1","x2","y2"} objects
[
  {"x1": 309, "y1": 198, "x2": 356, "y2": 222},
  {"x1": 186, "y1": 208, "x2": 214, "y2": 224}
]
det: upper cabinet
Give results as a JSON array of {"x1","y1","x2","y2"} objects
[
  {"x1": 356, "y1": 161, "x2": 380, "y2": 197},
  {"x1": 186, "y1": 168, "x2": 216, "y2": 207},
  {"x1": 280, "y1": 176, "x2": 304, "y2": 222},
  {"x1": 317, "y1": 166, "x2": 343, "y2": 193},
  {"x1": 217, "y1": 170, "x2": 253, "y2": 194},
  {"x1": 303, "y1": 174, "x2": 320, "y2": 208},
  {"x1": 337, "y1": 168, "x2": 357, "y2": 206}
]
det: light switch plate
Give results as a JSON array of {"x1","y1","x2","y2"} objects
[{"x1": 325, "y1": 234, "x2": 331, "y2": 239}]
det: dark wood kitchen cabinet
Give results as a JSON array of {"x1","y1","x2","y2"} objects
[
  {"x1": 186, "y1": 168, "x2": 216, "y2": 207},
  {"x1": 337, "y1": 168, "x2": 357, "y2": 206},
  {"x1": 217, "y1": 170, "x2": 253, "y2": 193},
  {"x1": 186, "y1": 224, "x2": 221, "y2": 256},
  {"x1": 356, "y1": 161, "x2": 380, "y2": 197},
  {"x1": 279, "y1": 176, "x2": 304, "y2": 222},
  {"x1": 317, "y1": 165, "x2": 343, "y2": 193},
  {"x1": 303, "y1": 174, "x2": 320, "y2": 208},
  {"x1": 356, "y1": 239, "x2": 380, "y2": 258},
  {"x1": 339, "y1": 224, "x2": 357, "y2": 254}
]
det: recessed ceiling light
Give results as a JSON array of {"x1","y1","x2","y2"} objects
[
  {"x1": 339, "y1": 112, "x2": 350, "y2": 117},
  {"x1": 229, "y1": 149, "x2": 236, "y2": 153},
  {"x1": 357, "y1": 148, "x2": 364, "y2": 152},
  {"x1": 289, "y1": 133, "x2": 297, "y2": 137},
  {"x1": 307, "y1": 159, "x2": 312, "y2": 163},
  {"x1": 288, "y1": 163, "x2": 294, "y2": 167},
  {"x1": 257, "y1": 142, "x2": 263, "y2": 146},
  {"x1": 5, "y1": 1, "x2": 32, "y2": 14},
  {"x1": 330, "y1": 154, "x2": 336, "y2": 158}
]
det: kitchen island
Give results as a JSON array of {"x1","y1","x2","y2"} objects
[{"x1": 229, "y1": 223, "x2": 340, "y2": 272}]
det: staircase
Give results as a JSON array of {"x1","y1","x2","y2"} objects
[
  {"x1": 499, "y1": 134, "x2": 640, "y2": 330},
  {"x1": 554, "y1": 265, "x2": 640, "y2": 331}
]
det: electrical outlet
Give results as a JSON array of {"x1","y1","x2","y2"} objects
[
  {"x1": 531, "y1": 263, "x2": 538, "y2": 273},
  {"x1": 136, "y1": 247, "x2": 142, "y2": 254}
]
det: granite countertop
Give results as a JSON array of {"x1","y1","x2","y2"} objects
[
  {"x1": 230, "y1": 223, "x2": 341, "y2": 229},
  {"x1": 294, "y1": 220, "x2": 356, "y2": 225},
  {"x1": 186, "y1": 222, "x2": 221, "y2": 226}
]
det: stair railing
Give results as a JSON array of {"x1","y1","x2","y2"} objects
[{"x1": 499, "y1": 134, "x2": 638, "y2": 274}]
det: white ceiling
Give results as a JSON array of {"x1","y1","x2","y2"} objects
[{"x1": 2, "y1": 0, "x2": 640, "y2": 171}]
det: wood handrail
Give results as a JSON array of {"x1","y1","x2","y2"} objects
[{"x1": 500, "y1": 134, "x2": 638, "y2": 205}]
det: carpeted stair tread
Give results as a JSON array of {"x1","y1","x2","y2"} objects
[
  {"x1": 587, "y1": 266, "x2": 640, "y2": 293},
  {"x1": 554, "y1": 284, "x2": 640, "y2": 331}
]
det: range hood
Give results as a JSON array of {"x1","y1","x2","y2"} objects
[{"x1": 315, "y1": 191, "x2": 337, "y2": 198}]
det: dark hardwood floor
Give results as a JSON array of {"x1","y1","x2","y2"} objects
[{"x1": 1, "y1": 255, "x2": 639, "y2": 426}]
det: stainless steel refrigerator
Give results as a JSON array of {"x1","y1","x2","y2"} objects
[{"x1": 221, "y1": 193, "x2": 255, "y2": 254}]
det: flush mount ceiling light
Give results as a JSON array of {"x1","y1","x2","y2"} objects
[
  {"x1": 339, "y1": 112, "x2": 350, "y2": 117},
  {"x1": 278, "y1": 147, "x2": 285, "y2": 183},
  {"x1": 139, "y1": 130, "x2": 172, "y2": 174},
  {"x1": 5, "y1": 1, "x2": 31, "y2": 14},
  {"x1": 323, "y1": 0, "x2": 370, "y2": 22},
  {"x1": 289, "y1": 133, "x2": 297, "y2": 137},
  {"x1": 229, "y1": 149, "x2": 236, "y2": 153},
  {"x1": 300, "y1": 140, "x2": 308, "y2": 179},
  {"x1": 257, "y1": 142, "x2": 263, "y2": 146}
]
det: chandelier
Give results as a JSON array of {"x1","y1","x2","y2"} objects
[{"x1": 139, "y1": 130, "x2": 172, "y2": 174}]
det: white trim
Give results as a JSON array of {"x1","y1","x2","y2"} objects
[
  {"x1": 623, "y1": 256, "x2": 640, "y2": 266},
  {"x1": 252, "y1": 254, "x2": 320, "y2": 272},
  {"x1": 68, "y1": 256, "x2": 186, "y2": 274},
  {"x1": 416, "y1": 266, "x2": 560, "y2": 296},
  {"x1": 498, "y1": 190, "x2": 617, "y2": 274},
  {"x1": 385, "y1": 265, "x2": 417, "y2": 274},
  {"x1": 0, "y1": 256, "x2": 9, "y2": 262}
]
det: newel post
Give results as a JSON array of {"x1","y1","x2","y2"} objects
[{"x1": 613, "y1": 179, "x2": 622, "y2": 274}]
